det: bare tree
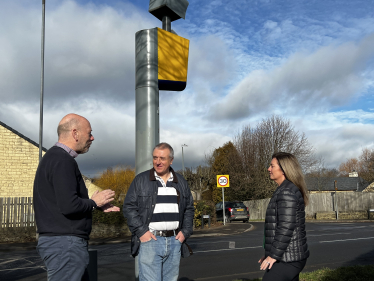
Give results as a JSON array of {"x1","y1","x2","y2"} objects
[
  {"x1": 337, "y1": 148, "x2": 374, "y2": 183},
  {"x1": 181, "y1": 166, "x2": 214, "y2": 201},
  {"x1": 339, "y1": 158, "x2": 361, "y2": 176},
  {"x1": 213, "y1": 115, "x2": 315, "y2": 200}
]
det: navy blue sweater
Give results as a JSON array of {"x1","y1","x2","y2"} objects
[{"x1": 33, "y1": 146, "x2": 97, "y2": 240}]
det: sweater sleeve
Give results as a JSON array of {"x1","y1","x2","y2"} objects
[
  {"x1": 53, "y1": 157, "x2": 96, "y2": 216},
  {"x1": 269, "y1": 190, "x2": 297, "y2": 260}
]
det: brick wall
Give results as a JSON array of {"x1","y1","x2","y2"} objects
[{"x1": 0, "y1": 125, "x2": 44, "y2": 197}]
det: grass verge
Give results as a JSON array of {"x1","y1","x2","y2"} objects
[{"x1": 233, "y1": 265, "x2": 374, "y2": 281}]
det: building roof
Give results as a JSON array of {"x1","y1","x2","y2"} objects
[
  {"x1": 0, "y1": 120, "x2": 47, "y2": 152},
  {"x1": 305, "y1": 176, "x2": 369, "y2": 192}
]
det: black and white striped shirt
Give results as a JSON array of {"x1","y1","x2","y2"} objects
[{"x1": 149, "y1": 171, "x2": 179, "y2": 231}]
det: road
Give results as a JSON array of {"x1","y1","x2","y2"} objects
[{"x1": 1, "y1": 221, "x2": 374, "y2": 281}]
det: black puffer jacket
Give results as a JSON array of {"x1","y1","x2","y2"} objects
[{"x1": 264, "y1": 180, "x2": 309, "y2": 262}]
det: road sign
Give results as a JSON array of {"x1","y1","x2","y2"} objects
[{"x1": 217, "y1": 175, "x2": 229, "y2": 187}]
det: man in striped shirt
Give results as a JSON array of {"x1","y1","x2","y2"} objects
[{"x1": 123, "y1": 143, "x2": 194, "y2": 281}]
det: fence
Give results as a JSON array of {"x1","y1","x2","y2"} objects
[
  {"x1": 244, "y1": 192, "x2": 374, "y2": 220},
  {"x1": 0, "y1": 197, "x2": 35, "y2": 228}
]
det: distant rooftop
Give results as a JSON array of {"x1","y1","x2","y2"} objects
[
  {"x1": 305, "y1": 176, "x2": 369, "y2": 192},
  {"x1": 0, "y1": 120, "x2": 47, "y2": 152}
]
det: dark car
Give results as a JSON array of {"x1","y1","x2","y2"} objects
[{"x1": 215, "y1": 201, "x2": 250, "y2": 223}]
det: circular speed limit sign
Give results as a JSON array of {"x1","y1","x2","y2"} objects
[{"x1": 217, "y1": 175, "x2": 229, "y2": 187}]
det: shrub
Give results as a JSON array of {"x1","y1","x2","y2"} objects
[
  {"x1": 94, "y1": 166, "x2": 135, "y2": 200},
  {"x1": 92, "y1": 200, "x2": 126, "y2": 226},
  {"x1": 194, "y1": 200, "x2": 217, "y2": 228}
]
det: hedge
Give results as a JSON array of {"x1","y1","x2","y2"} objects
[
  {"x1": 194, "y1": 200, "x2": 217, "y2": 228},
  {"x1": 92, "y1": 200, "x2": 126, "y2": 226}
]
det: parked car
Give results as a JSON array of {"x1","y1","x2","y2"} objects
[{"x1": 215, "y1": 201, "x2": 250, "y2": 223}]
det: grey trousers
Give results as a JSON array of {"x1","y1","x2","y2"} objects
[{"x1": 37, "y1": 235, "x2": 89, "y2": 281}]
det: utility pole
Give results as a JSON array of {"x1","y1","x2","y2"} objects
[
  {"x1": 181, "y1": 144, "x2": 187, "y2": 177},
  {"x1": 39, "y1": 0, "x2": 46, "y2": 162}
]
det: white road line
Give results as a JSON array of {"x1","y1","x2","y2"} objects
[
  {"x1": 194, "y1": 245, "x2": 262, "y2": 253},
  {"x1": 309, "y1": 232, "x2": 350, "y2": 237},
  {"x1": 188, "y1": 241, "x2": 233, "y2": 245},
  {"x1": 0, "y1": 266, "x2": 46, "y2": 272},
  {"x1": 320, "y1": 237, "x2": 374, "y2": 243}
]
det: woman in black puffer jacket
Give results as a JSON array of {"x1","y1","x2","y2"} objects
[{"x1": 259, "y1": 152, "x2": 309, "y2": 281}]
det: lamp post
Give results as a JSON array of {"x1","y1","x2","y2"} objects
[
  {"x1": 39, "y1": 0, "x2": 46, "y2": 163},
  {"x1": 181, "y1": 144, "x2": 188, "y2": 177}
]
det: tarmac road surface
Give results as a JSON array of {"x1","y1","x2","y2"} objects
[{"x1": 1, "y1": 221, "x2": 374, "y2": 281}]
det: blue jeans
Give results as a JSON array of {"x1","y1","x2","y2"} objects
[
  {"x1": 36, "y1": 236, "x2": 89, "y2": 281},
  {"x1": 138, "y1": 236, "x2": 182, "y2": 281}
]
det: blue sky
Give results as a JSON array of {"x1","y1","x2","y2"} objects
[{"x1": 0, "y1": 0, "x2": 374, "y2": 177}]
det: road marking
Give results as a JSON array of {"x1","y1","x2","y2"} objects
[
  {"x1": 320, "y1": 237, "x2": 374, "y2": 243},
  {"x1": 229, "y1": 241, "x2": 235, "y2": 249},
  {"x1": 194, "y1": 245, "x2": 262, "y2": 253},
  {"x1": 0, "y1": 266, "x2": 46, "y2": 272},
  {"x1": 188, "y1": 240, "x2": 233, "y2": 245},
  {"x1": 309, "y1": 232, "x2": 350, "y2": 237}
]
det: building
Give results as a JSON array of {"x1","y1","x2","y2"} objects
[
  {"x1": 0, "y1": 121, "x2": 101, "y2": 197},
  {"x1": 305, "y1": 176, "x2": 369, "y2": 193}
]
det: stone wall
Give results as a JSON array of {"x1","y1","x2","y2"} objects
[{"x1": 0, "y1": 125, "x2": 44, "y2": 197}]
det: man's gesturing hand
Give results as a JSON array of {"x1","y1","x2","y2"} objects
[
  {"x1": 91, "y1": 189, "x2": 116, "y2": 207},
  {"x1": 101, "y1": 203, "x2": 120, "y2": 213}
]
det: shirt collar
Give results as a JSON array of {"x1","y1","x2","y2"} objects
[
  {"x1": 54, "y1": 142, "x2": 79, "y2": 158},
  {"x1": 154, "y1": 170, "x2": 174, "y2": 182}
]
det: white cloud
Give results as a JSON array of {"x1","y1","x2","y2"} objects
[
  {"x1": 211, "y1": 33, "x2": 374, "y2": 120},
  {"x1": 0, "y1": 0, "x2": 155, "y2": 104},
  {"x1": 291, "y1": 110, "x2": 374, "y2": 167},
  {"x1": 1, "y1": 0, "x2": 374, "y2": 178}
]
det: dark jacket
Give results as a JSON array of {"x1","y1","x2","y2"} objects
[
  {"x1": 264, "y1": 179, "x2": 309, "y2": 262},
  {"x1": 33, "y1": 146, "x2": 97, "y2": 240},
  {"x1": 123, "y1": 168, "x2": 194, "y2": 258}
]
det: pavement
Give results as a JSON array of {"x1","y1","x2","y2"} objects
[{"x1": 0, "y1": 221, "x2": 253, "y2": 252}]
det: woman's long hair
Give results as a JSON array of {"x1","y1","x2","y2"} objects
[{"x1": 272, "y1": 152, "x2": 309, "y2": 206}]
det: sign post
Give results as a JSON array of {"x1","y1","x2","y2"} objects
[
  {"x1": 217, "y1": 175, "x2": 229, "y2": 225},
  {"x1": 334, "y1": 180, "x2": 338, "y2": 220}
]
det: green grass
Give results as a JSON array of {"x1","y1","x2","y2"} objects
[{"x1": 233, "y1": 265, "x2": 374, "y2": 281}]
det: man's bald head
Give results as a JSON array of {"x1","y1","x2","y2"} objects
[
  {"x1": 57, "y1": 114, "x2": 94, "y2": 154},
  {"x1": 57, "y1": 114, "x2": 86, "y2": 140}
]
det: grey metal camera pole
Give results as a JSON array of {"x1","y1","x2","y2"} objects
[
  {"x1": 134, "y1": 1, "x2": 189, "y2": 279},
  {"x1": 162, "y1": 16, "x2": 171, "y2": 32},
  {"x1": 135, "y1": 28, "x2": 159, "y2": 176}
]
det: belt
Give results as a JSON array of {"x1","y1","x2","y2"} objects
[{"x1": 150, "y1": 229, "x2": 179, "y2": 237}]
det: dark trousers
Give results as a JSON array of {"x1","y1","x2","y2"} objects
[
  {"x1": 37, "y1": 235, "x2": 90, "y2": 281},
  {"x1": 262, "y1": 259, "x2": 307, "y2": 281}
]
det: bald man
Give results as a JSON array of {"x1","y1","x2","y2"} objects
[{"x1": 34, "y1": 113, "x2": 119, "y2": 281}]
